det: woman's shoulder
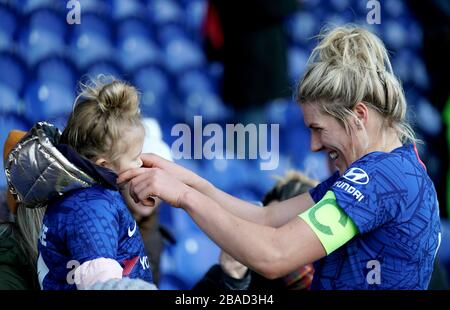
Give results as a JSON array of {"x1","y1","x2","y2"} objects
[{"x1": 351, "y1": 144, "x2": 417, "y2": 172}]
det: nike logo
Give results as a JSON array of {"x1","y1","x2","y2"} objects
[{"x1": 128, "y1": 221, "x2": 137, "y2": 237}]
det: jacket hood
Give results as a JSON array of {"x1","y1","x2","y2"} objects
[{"x1": 4, "y1": 122, "x2": 101, "y2": 208}]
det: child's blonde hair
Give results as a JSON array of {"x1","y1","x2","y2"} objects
[{"x1": 61, "y1": 76, "x2": 143, "y2": 163}]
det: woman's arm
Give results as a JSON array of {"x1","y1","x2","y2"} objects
[
  {"x1": 118, "y1": 154, "x2": 315, "y2": 227},
  {"x1": 181, "y1": 189, "x2": 326, "y2": 279},
  {"x1": 121, "y1": 167, "x2": 326, "y2": 279}
]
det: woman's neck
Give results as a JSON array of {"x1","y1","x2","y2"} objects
[{"x1": 367, "y1": 126, "x2": 402, "y2": 154}]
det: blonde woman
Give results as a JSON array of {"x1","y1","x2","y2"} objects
[
  {"x1": 119, "y1": 26, "x2": 441, "y2": 289},
  {"x1": 6, "y1": 77, "x2": 154, "y2": 290}
]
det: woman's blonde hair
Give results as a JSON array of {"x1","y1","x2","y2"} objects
[
  {"x1": 296, "y1": 25, "x2": 416, "y2": 144},
  {"x1": 61, "y1": 76, "x2": 143, "y2": 163}
]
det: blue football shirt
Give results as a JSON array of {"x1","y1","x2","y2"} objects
[
  {"x1": 37, "y1": 185, "x2": 153, "y2": 290},
  {"x1": 308, "y1": 144, "x2": 441, "y2": 289}
]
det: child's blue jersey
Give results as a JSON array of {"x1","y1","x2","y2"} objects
[
  {"x1": 37, "y1": 185, "x2": 153, "y2": 290},
  {"x1": 309, "y1": 144, "x2": 441, "y2": 289}
]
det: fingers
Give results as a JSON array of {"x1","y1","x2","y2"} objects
[
  {"x1": 127, "y1": 168, "x2": 161, "y2": 205},
  {"x1": 117, "y1": 167, "x2": 150, "y2": 186},
  {"x1": 140, "y1": 153, "x2": 167, "y2": 168}
]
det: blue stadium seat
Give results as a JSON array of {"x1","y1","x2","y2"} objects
[
  {"x1": 112, "y1": 0, "x2": 147, "y2": 20},
  {"x1": 416, "y1": 97, "x2": 442, "y2": 137},
  {"x1": 77, "y1": 0, "x2": 111, "y2": 16},
  {"x1": 0, "y1": 113, "x2": 30, "y2": 188},
  {"x1": 118, "y1": 36, "x2": 161, "y2": 72},
  {"x1": 70, "y1": 32, "x2": 113, "y2": 70},
  {"x1": 19, "y1": 9, "x2": 67, "y2": 66},
  {"x1": 329, "y1": 0, "x2": 352, "y2": 12},
  {"x1": 28, "y1": 8, "x2": 66, "y2": 37},
  {"x1": 23, "y1": 80, "x2": 74, "y2": 124},
  {"x1": 202, "y1": 159, "x2": 251, "y2": 193},
  {"x1": 383, "y1": 0, "x2": 406, "y2": 19},
  {"x1": 301, "y1": 152, "x2": 331, "y2": 182},
  {"x1": 23, "y1": 0, "x2": 65, "y2": 14},
  {"x1": 147, "y1": 0, "x2": 183, "y2": 26},
  {"x1": 158, "y1": 273, "x2": 189, "y2": 290},
  {"x1": 0, "y1": 84, "x2": 21, "y2": 115},
  {"x1": 158, "y1": 201, "x2": 174, "y2": 230},
  {"x1": 287, "y1": 12, "x2": 318, "y2": 45},
  {"x1": 172, "y1": 230, "x2": 220, "y2": 289},
  {"x1": 170, "y1": 207, "x2": 202, "y2": 236},
  {"x1": 265, "y1": 99, "x2": 303, "y2": 128},
  {"x1": 19, "y1": 28, "x2": 65, "y2": 66},
  {"x1": 392, "y1": 49, "x2": 417, "y2": 87},
  {"x1": 382, "y1": 20, "x2": 408, "y2": 51},
  {"x1": 287, "y1": 47, "x2": 309, "y2": 82},
  {"x1": 132, "y1": 66, "x2": 169, "y2": 119},
  {"x1": 351, "y1": 0, "x2": 372, "y2": 15},
  {"x1": 74, "y1": 12, "x2": 112, "y2": 40},
  {"x1": 117, "y1": 17, "x2": 153, "y2": 40},
  {"x1": 159, "y1": 26, "x2": 205, "y2": 74},
  {"x1": 117, "y1": 19, "x2": 162, "y2": 71},
  {"x1": 177, "y1": 70, "x2": 213, "y2": 97},
  {"x1": 179, "y1": 89, "x2": 231, "y2": 124},
  {"x1": 411, "y1": 56, "x2": 429, "y2": 91},
  {"x1": 34, "y1": 56, "x2": 77, "y2": 89},
  {"x1": 0, "y1": 5, "x2": 18, "y2": 51},
  {"x1": 84, "y1": 60, "x2": 123, "y2": 79},
  {"x1": 70, "y1": 14, "x2": 113, "y2": 69},
  {"x1": 184, "y1": 0, "x2": 207, "y2": 40},
  {"x1": 438, "y1": 220, "x2": 450, "y2": 266},
  {"x1": 0, "y1": 51, "x2": 27, "y2": 92},
  {"x1": 284, "y1": 125, "x2": 311, "y2": 163}
]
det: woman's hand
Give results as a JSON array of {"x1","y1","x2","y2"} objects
[
  {"x1": 120, "y1": 183, "x2": 159, "y2": 221},
  {"x1": 119, "y1": 167, "x2": 190, "y2": 209},
  {"x1": 122, "y1": 153, "x2": 209, "y2": 191}
]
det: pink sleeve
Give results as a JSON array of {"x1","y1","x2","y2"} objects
[{"x1": 74, "y1": 257, "x2": 123, "y2": 290}]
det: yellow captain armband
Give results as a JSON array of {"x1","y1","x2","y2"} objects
[{"x1": 299, "y1": 190, "x2": 359, "y2": 255}]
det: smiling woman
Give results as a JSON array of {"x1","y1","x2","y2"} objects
[{"x1": 119, "y1": 25, "x2": 441, "y2": 290}]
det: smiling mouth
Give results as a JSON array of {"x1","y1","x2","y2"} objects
[{"x1": 329, "y1": 151, "x2": 338, "y2": 160}]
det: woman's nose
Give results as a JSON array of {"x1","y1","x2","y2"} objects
[{"x1": 311, "y1": 134, "x2": 323, "y2": 152}]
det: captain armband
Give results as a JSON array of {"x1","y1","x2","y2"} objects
[{"x1": 299, "y1": 190, "x2": 359, "y2": 255}]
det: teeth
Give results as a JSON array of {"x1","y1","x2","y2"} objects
[{"x1": 329, "y1": 151, "x2": 338, "y2": 160}]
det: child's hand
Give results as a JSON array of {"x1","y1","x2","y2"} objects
[{"x1": 119, "y1": 167, "x2": 190, "y2": 209}]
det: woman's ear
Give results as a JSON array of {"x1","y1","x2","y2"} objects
[{"x1": 353, "y1": 102, "x2": 369, "y2": 129}]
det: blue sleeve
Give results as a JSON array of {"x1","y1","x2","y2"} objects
[
  {"x1": 330, "y1": 157, "x2": 405, "y2": 234},
  {"x1": 63, "y1": 191, "x2": 120, "y2": 263},
  {"x1": 309, "y1": 171, "x2": 340, "y2": 203}
]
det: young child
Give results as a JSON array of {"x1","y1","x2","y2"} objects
[{"x1": 5, "y1": 77, "x2": 154, "y2": 290}]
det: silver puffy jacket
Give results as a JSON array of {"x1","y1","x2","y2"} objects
[{"x1": 5, "y1": 122, "x2": 96, "y2": 209}]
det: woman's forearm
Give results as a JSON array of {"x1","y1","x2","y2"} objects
[
  {"x1": 180, "y1": 189, "x2": 281, "y2": 277},
  {"x1": 180, "y1": 189, "x2": 325, "y2": 279},
  {"x1": 194, "y1": 178, "x2": 268, "y2": 225}
]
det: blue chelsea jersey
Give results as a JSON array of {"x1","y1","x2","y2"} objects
[
  {"x1": 37, "y1": 185, "x2": 153, "y2": 290},
  {"x1": 308, "y1": 144, "x2": 441, "y2": 290}
]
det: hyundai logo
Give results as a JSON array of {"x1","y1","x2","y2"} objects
[{"x1": 343, "y1": 168, "x2": 370, "y2": 185}]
